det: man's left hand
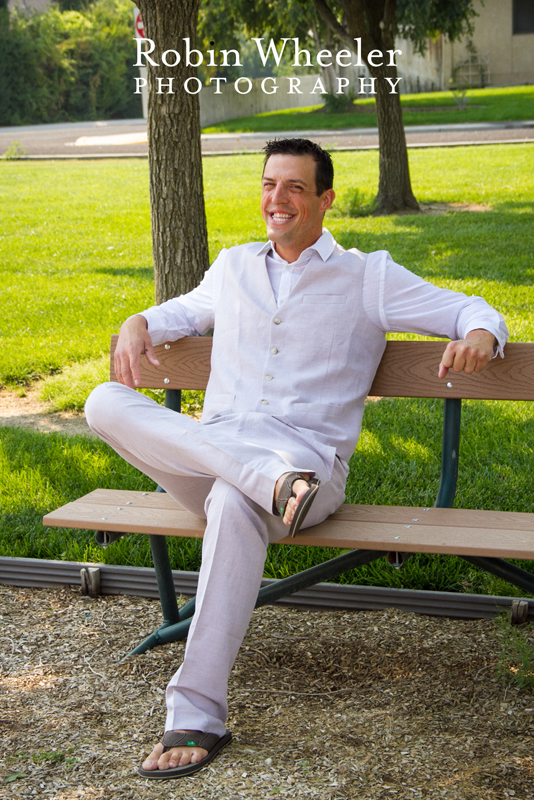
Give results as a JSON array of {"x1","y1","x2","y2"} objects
[{"x1": 438, "y1": 329, "x2": 497, "y2": 379}]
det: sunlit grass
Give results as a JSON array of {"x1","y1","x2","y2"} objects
[{"x1": 203, "y1": 85, "x2": 534, "y2": 133}]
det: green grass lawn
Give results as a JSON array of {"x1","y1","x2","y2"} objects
[
  {"x1": 1, "y1": 143, "x2": 534, "y2": 593},
  {"x1": 203, "y1": 85, "x2": 534, "y2": 133}
]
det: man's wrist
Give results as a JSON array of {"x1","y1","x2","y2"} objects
[
  {"x1": 123, "y1": 314, "x2": 148, "y2": 330},
  {"x1": 465, "y1": 328, "x2": 497, "y2": 347}
]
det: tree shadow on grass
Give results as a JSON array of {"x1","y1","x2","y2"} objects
[
  {"x1": 347, "y1": 396, "x2": 534, "y2": 513},
  {"x1": 94, "y1": 266, "x2": 154, "y2": 279},
  {"x1": 335, "y1": 203, "x2": 534, "y2": 286}
]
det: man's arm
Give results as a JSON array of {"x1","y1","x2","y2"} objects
[
  {"x1": 362, "y1": 252, "x2": 509, "y2": 377},
  {"x1": 113, "y1": 249, "x2": 226, "y2": 388}
]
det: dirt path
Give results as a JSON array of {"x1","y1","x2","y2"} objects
[{"x1": 0, "y1": 389, "x2": 93, "y2": 437}]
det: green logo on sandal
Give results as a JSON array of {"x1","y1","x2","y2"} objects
[{"x1": 187, "y1": 741, "x2": 196, "y2": 746}]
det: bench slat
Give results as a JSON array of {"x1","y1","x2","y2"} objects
[
  {"x1": 369, "y1": 341, "x2": 534, "y2": 400},
  {"x1": 331, "y1": 503, "x2": 534, "y2": 531},
  {"x1": 50, "y1": 489, "x2": 534, "y2": 533},
  {"x1": 278, "y1": 521, "x2": 534, "y2": 559},
  {"x1": 43, "y1": 490, "x2": 534, "y2": 559},
  {"x1": 43, "y1": 500, "x2": 206, "y2": 538},
  {"x1": 109, "y1": 337, "x2": 534, "y2": 401},
  {"x1": 78, "y1": 488, "x2": 191, "y2": 510},
  {"x1": 110, "y1": 335, "x2": 211, "y2": 390}
]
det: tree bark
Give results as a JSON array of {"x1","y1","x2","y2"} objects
[
  {"x1": 372, "y1": 61, "x2": 419, "y2": 213},
  {"x1": 136, "y1": 0, "x2": 210, "y2": 303},
  {"x1": 314, "y1": 0, "x2": 419, "y2": 214}
]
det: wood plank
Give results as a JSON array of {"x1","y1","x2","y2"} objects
[
  {"x1": 43, "y1": 501, "x2": 206, "y2": 538},
  {"x1": 108, "y1": 337, "x2": 534, "y2": 400},
  {"x1": 49, "y1": 490, "x2": 534, "y2": 534},
  {"x1": 77, "y1": 488, "x2": 188, "y2": 510},
  {"x1": 109, "y1": 335, "x2": 212, "y2": 390},
  {"x1": 370, "y1": 341, "x2": 534, "y2": 400},
  {"x1": 43, "y1": 492, "x2": 534, "y2": 559},
  {"x1": 277, "y1": 520, "x2": 534, "y2": 560},
  {"x1": 330, "y1": 503, "x2": 534, "y2": 532}
]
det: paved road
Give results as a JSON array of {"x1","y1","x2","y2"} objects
[{"x1": 1, "y1": 117, "x2": 533, "y2": 158}]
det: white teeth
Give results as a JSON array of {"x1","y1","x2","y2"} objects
[{"x1": 272, "y1": 213, "x2": 293, "y2": 220}]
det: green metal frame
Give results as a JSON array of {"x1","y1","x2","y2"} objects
[{"x1": 121, "y1": 392, "x2": 534, "y2": 659}]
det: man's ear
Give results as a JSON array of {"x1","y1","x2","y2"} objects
[{"x1": 320, "y1": 188, "x2": 336, "y2": 212}]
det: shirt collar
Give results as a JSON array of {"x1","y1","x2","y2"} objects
[{"x1": 257, "y1": 228, "x2": 336, "y2": 264}]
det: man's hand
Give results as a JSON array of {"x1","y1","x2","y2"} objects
[
  {"x1": 438, "y1": 329, "x2": 497, "y2": 379},
  {"x1": 114, "y1": 314, "x2": 160, "y2": 389}
]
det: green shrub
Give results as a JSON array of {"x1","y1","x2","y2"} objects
[
  {"x1": 322, "y1": 91, "x2": 356, "y2": 114},
  {"x1": 0, "y1": 0, "x2": 142, "y2": 125}
]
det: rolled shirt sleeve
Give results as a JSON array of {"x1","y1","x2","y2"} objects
[{"x1": 363, "y1": 251, "x2": 509, "y2": 357}]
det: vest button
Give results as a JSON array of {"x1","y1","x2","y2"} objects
[
  {"x1": 274, "y1": 317, "x2": 281, "y2": 324},
  {"x1": 271, "y1": 347, "x2": 278, "y2": 355},
  {"x1": 265, "y1": 375, "x2": 273, "y2": 381},
  {"x1": 261, "y1": 399, "x2": 268, "y2": 405}
]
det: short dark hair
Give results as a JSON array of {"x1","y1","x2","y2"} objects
[{"x1": 262, "y1": 138, "x2": 334, "y2": 196}]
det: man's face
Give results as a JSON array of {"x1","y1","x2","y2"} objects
[{"x1": 261, "y1": 154, "x2": 335, "y2": 258}]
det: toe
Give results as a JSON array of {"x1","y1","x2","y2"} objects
[
  {"x1": 283, "y1": 482, "x2": 309, "y2": 526},
  {"x1": 141, "y1": 743, "x2": 163, "y2": 770},
  {"x1": 158, "y1": 746, "x2": 208, "y2": 769},
  {"x1": 142, "y1": 736, "x2": 209, "y2": 773}
]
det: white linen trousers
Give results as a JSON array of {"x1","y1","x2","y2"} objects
[{"x1": 85, "y1": 381, "x2": 347, "y2": 737}]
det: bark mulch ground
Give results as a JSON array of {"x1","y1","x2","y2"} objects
[{"x1": 1, "y1": 584, "x2": 533, "y2": 800}]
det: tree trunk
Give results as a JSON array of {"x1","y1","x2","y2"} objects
[
  {"x1": 314, "y1": 0, "x2": 420, "y2": 214},
  {"x1": 136, "y1": 0, "x2": 209, "y2": 303},
  {"x1": 371, "y1": 62, "x2": 419, "y2": 213}
]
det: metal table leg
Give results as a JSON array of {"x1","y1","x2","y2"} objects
[{"x1": 124, "y1": 548, "x2": 385, "y2": 657}]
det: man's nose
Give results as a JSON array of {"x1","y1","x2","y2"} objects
[{"x1": 271, "y1": 182, "x2": 290, "y2": 204}]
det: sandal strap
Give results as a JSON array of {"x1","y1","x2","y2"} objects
[
  {"x1": 274, "y1": 472, "x2": 310, "y2": 516},
  {"x1": 161, "y1": 731, "x2": 220, "y2": 752}
]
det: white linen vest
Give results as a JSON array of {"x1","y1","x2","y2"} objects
[{"x1": 201, "y1": 242, "x2": 386, "y2": 468}]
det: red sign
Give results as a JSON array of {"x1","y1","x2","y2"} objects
[{"x1": 134, "y1": 9, "x2": 145, "y2": 39}]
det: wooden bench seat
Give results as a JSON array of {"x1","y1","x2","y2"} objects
[
  {"x1": 43, "y1": 337, "x2": 534, "y2": 655},
  {"x1": 44, "y1": 488, "x2": 534, "y2": 560}
]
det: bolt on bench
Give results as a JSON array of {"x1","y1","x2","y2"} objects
[{"x1": 43, "y1": 338, "x2": 534, "y2": 657}]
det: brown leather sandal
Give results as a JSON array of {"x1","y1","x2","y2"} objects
[
  {"x1": 138, "y1": 729, "x2": 232, "y2": 780},
  {"x1": 275, "y1": 472, "x2": 320, "y2": 537}
]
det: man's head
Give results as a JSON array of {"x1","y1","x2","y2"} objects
[
  {"x1": 261, "y1": 138, "x2": 335, "y2": 262},
  {"x1": 263, "y1": 138, "x2": 334, "y2": 196}
]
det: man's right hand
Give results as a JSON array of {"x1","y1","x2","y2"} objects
[{"x1": 113, "y1": 314, "x2": 160, "y2": 389}]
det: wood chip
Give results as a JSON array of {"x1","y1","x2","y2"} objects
[{"x1": 1, "y1": 585, "x2": 533, "y2": 799}]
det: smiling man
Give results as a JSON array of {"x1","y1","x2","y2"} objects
[{"x1": 85, "y1": 138, "x2": 508, "y2": 780}]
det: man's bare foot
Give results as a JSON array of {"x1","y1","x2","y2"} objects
[
  {"x1": 274, "y1": 473, "x2": 311, "y2": 526},
  {"x1": 141, "y1": 731, "x2": 207, "y2": 771}
]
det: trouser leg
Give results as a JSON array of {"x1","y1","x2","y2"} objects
[
  {"x1": 85, "y1": 382, "x2": 316, "y2": 515},
  {"x1": 164, "y1": 463, "x2": 347, "y2": 736},
  {"x1": 164, "y1": 479, "x2": 276, "y2": 736}
]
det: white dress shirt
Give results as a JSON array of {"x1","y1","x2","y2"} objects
[{"x1": 266, "y1": 245, "x2": 311, "y2": 306}]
